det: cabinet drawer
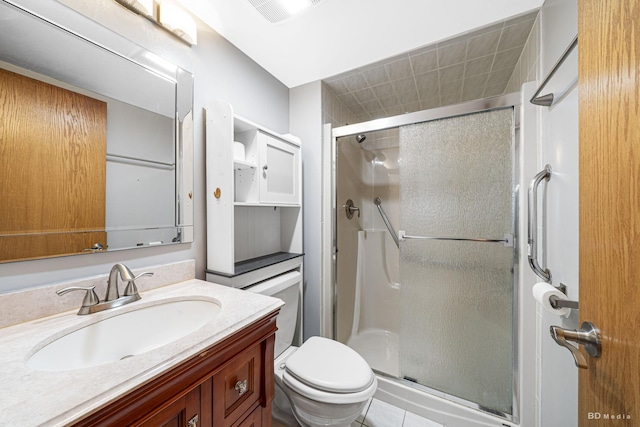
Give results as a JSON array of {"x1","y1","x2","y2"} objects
[
  {"x1": 214, "y1": 343, "x2": 263, "y2": 426},
  {"x1": 232, "y1": 405, "x2": 263, "y2": 427}
]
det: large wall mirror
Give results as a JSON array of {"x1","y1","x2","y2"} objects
[{"x1": 0, "y1": 0, "x2": 194, "y2": 263}]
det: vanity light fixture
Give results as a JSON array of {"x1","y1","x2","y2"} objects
[
  {"x1": 122, "y1": 0, "x2": 154, "y2": 17},
  {"x1": 158, "y1": 2, "x2": 198, "y2": 45},
  {"x1": 114, "y1": 0, "x2": 197, "y2": 46},
  {"x1": 247, "y1": 0, "x2": 325, "y2": 23}
]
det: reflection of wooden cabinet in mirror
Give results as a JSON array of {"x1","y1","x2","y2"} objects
[
  {"x1": 0, "y1": 0, "x2": 194, "y2": 264},
  {"x1": 0, "y1": 69, "x2": 107, "y2": 262}
]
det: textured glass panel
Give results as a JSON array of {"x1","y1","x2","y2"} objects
[{"x1": 399, "y1": 108, "x2": 515, "y2": 415}]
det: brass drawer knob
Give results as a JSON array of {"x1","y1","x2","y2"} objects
[{"x1": 234, "y1": 379, "x2": 248, "y2": 396}]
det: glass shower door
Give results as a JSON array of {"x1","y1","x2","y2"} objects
[{"x1": 398, "y1": 108, "x2": 516, "y2": 416}]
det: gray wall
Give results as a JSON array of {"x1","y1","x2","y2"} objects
[
  {"x1": 290, "y1": 82, "x2": 323, "y2": 338},
  {"x1": 0, "y1": 0, "x2": 289, "y2": 293}
]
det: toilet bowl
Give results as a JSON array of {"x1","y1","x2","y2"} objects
[{"x1": 246, "y1": 272, "x2": 377, "y2": 427}]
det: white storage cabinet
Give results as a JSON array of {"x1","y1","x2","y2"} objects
[{"x1": 205, "y1": 99, "x2": 303, "y2": 290}]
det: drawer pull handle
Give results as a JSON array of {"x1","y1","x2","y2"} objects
[
  {"x1": 235, "y1": 379, "x2": 248, "y2": 396},
  {"x1": 188, "y1": 414, "x2": 198, "y2": 427}
]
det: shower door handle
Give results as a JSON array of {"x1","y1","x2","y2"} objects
[{"x1": 550, "y1": 321, "x2": 601, "y2": 369}]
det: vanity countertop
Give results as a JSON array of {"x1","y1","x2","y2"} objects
[{"x1": 0, "y1": 279, "x2": 283, "y2": 427}]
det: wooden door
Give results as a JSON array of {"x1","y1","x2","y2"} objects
[
  {"x1": 578, "y1": 0, "x2": 640, "y2": 424},
  {"x1": 0, "y1": 68, "x2": 107, "y2": 261}
]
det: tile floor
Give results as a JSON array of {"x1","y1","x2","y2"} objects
[{"x1": 273, "y1": 397, "x2": 444, "y2": 427}]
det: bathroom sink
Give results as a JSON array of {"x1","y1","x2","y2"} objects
[{"x1": 26, "y1": 299, "x2": 221, "y2": 372}]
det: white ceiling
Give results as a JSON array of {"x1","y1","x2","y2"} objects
[{"x1": 179, "y1": 0, "x2": 544, "y2": 88}]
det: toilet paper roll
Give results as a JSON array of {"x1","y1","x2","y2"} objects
[
  {"x1": 532, "y1": 282, "x2": 571, "y2": 317},
  {"x1": 233, "y1": 141, "x2": 245, "y2": 161}
]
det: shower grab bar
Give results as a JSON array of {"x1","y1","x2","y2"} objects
[
  {"x1": 528, "y1": 165, "x2": 552, "y2": 282},
  {"x1": 398, "y1": 230, "x2": 514, "y2": 246},
  {"x1": 530, "y1": 36, "x2": 578, "y2": 107},
  {"x1": 374, "y1": 197, "x2": 400, "y2": 248}
]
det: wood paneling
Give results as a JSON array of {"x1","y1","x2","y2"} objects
[
  {"x1": 578, "y1": 0, "x2": 640, "y2": 424},
  {"x1": 0, "y1": 232, "x2": 106, "y2": 261},
  {"x1": 0, "y1": 68, "x2": 107, "y2": 261}
]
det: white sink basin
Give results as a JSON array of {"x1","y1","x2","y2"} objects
[{"x1": 26, "y1": 299, "x2": 221, "y2": 372}]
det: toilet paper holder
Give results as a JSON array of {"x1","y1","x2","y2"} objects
[{"x1": 549, "y1": 283, "x2": 579, "y2": 310}]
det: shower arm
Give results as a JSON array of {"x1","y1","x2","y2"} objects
[{"x1": 374, "y1": 197, "x2": 400, "y2": 249}]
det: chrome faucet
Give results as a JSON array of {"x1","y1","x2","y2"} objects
[
  {"x1": 57, "y1": 263, "x2": 153, "y2": 315},
  {"x1": 106, "y1": 263, "x2": 136, "y2": 301}
]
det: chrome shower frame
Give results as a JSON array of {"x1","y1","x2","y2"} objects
[{"x1": 327, "y1": 92, "x2": 522, "y2": 424}]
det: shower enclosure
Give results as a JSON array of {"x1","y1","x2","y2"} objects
[{"x1": 330, "y1": 94, "x2": 520, "y2": 422}]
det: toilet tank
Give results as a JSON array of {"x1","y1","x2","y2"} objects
[{"x1": 246, "y1": 271, "x2": 301, "y2": 357}]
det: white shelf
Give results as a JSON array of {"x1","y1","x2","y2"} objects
[
  {"x1": 234, "y1": 202, "x2": 301, "y2": 208},
  {"x1": 233, "y1": 159, "x2": 257, "y2": 170},
  {"x1": 206, "y1": 99, "x2": 302, "y2": 277}
]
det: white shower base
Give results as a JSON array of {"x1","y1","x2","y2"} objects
[
  {"x1": 374, "y1": 376, "x2": 517, "y2": 427},
  {"x1": 347, "y1": 328, "x2": 399, "y2": 377},
  {"x1": 347, "y1": 330, "x2": 516, "y2": 427}
]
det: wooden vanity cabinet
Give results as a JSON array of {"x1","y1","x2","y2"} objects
[{"x1": 71, "y1": 311, "x2": 278, "y2": 427}]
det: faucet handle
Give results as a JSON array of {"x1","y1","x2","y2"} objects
[
  {"x1": 123, "y1": 272, "x2": 153, "y2": 297},
  {"x1": 57, "y1": 286, "x2": 100, "y2": 308}
]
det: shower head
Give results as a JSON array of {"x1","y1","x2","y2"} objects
[{"x1": 356, "y1": 134, "x2": 366, "y2": 143}]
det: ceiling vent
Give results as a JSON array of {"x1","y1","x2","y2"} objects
[{"x1": 247, "y1": 0, "x2": 325, "y2": 23}]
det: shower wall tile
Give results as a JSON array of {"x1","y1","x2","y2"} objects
[
  {"x1": 464, "y1": 54, "x2": 494, "y2": 77},
  {"x1": 362, "y1": 65, "x2": 390, "y2": 87},
  {"x1": 324, "y1": 11, "x2": 539, "y2": 123},
  {"x1": 385, "y1": 57, "x2": 413, "y2": 81},
  {"x1": 505, "y1": 14, "x2": 541, "y2": 93},
  {"x1": 498, "y1": 18, "x2": 538, "y2": 52},
  {"x1": 466, "y1": 29, "x2": 502, "y2": 60},
  {"x1": 343, "y1": 73, "x2": 369, "y2": 92},
  {"x1": 372, "y1": 83, "x2": 396, "y2": 100},
  {"x1": 492, "y1": 47, "x2": 522, "y2": 72},
  {"x1": 409, "y1": 49, "x2": 438, "y2": 75},
  {"x1": 323, "y1": 82, "x2": 359, "y2": 126},
  {"x1": 438, "y1": 63, "x2": 465, "y2": 84}
]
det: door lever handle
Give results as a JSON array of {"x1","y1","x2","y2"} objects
[{"x1": 550, "y1": 321, "x2": 601, "y2": 369}]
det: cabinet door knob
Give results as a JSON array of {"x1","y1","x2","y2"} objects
[
  {"x1": 234, "y1": 379, "x2": 248, "y2": 396},
  {"x1": 188, "y1": 414, "x2": 198, "y2": 427},
  {"x1": 263, "y1": 164, "x2": 268, "y2": 171}
]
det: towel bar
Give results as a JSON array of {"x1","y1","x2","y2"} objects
[{"x1": 530, "y1": 36, "x2": 578, "y2": 107}]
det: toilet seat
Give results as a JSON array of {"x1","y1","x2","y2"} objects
[{"x1": 283, "y1": 336, "x2": 376, "y2": 404}]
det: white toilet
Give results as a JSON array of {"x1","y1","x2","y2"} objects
[{"x1": 247, "y1": 271, "x2": 377, "y2": 427}]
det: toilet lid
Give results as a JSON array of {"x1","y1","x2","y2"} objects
[{"x1": 285, "y1": 336, "x2": 374, "y2": 393}]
